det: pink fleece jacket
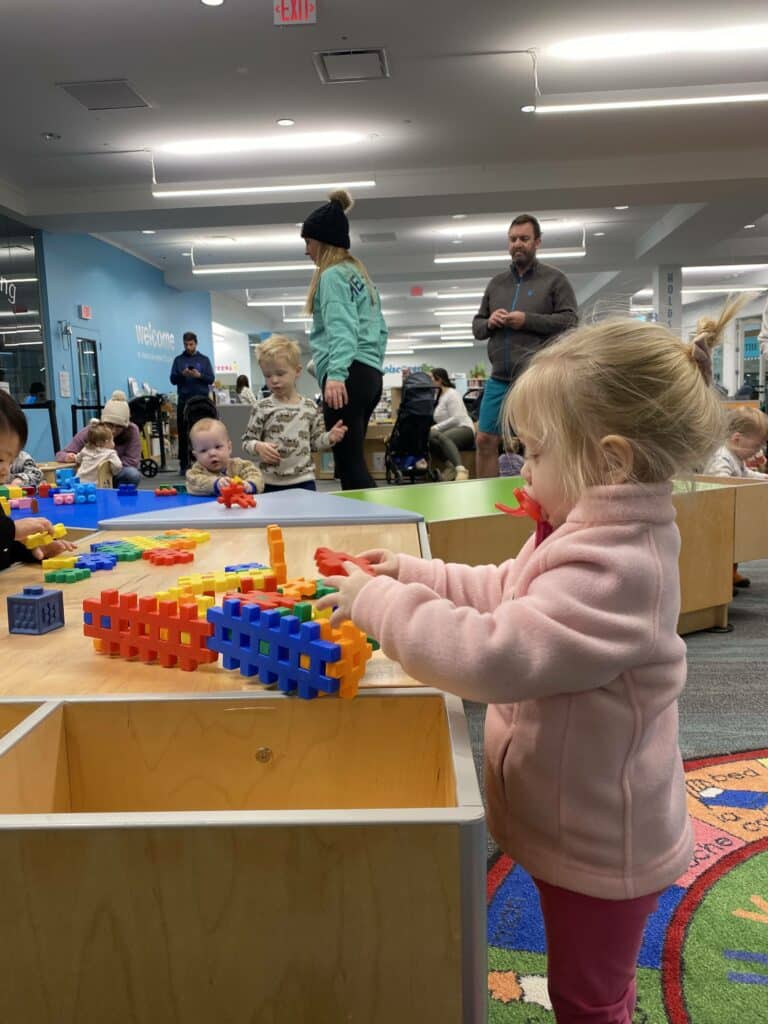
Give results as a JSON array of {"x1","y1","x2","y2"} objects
[{"x1": 352, "y1": 483, "x2": 694, "y2": 899}]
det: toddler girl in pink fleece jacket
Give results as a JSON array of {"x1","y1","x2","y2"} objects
[{"x1": 318, "y1": 298, "x2": 748, "y2": 1024}]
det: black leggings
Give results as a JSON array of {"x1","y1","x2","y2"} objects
[{"x1": 323, "y1": 361, "x2": 383, "y2": 490}]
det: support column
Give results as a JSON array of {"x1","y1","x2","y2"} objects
[{"x1": 652, "y1": 266, "x2": 682, "y2": 334}]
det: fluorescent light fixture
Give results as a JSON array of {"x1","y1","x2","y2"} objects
[
  {"x1": 682, "y1": 286, "x2": 767, "y2": 295},
  {"x1": 158, "y1": 131, "x2": 364, "y2": 157},
  {"x1": 432, "y1": 307, "x2": 479, "y2": 315},
  {"x1": 404, "y1": 329, "x2": 442, "y2": 338},
  {"x1": 614, "y1": 205, "x2": 629, "y2": 211},
  {"x1": 246, "y1": 298, "x2": 306, "y2": 307},
  {"x1": 415, "y1": 342, "x2": 473, "y2": 349},
  {"x1": 547, "y1": 25, "x2": 768, "y2": 61},
  {"x1": 434, "y1": 249, "x2": 585, "y2": 264},
  {"x1": 437, "y1": 218, "x2": 583, "y2": 237},
  {"x1": 633, "y1": 289, "x2": 653, "y2": 298},
  {"x1": 744, "y1": 223, "x2": 757, "y2": 229},
  {"x1": 683, "y1": 264, "x2": 768, "y2": 274},
  {"x1": 2, "y1": 340, "x2": 43, "y2": 347},
  {"x1": 192, "y1": 262, "x2": 311, "y2": 275},
  {"x1": 385, "y1": 349, "x2": 415, "y2": 356},
  {"x1": 1, "y1": 276, "x2": 38, "y2": 284},
  {"x1": 630, "y1": 305, "x2": 655, "y2": 313},
  {"x1": 524, "y1": 84, "x2": 768, "y2": 114},
  {"x1": 201, "y1": 0, "x2": 224, "y2": 6},
  {"x1": 0, "y1": 326, "x2": 42, "y2": 334},
  {"x1": 153, "y1": 179, "x2": 376, "y2": 199},
  {"x1": 276, "y1": 118, "x2": 295, "y2": 127},
  {"x1": 0, "y1": 309, "x2": 39, "y2": 317},
  {"x1": 197, "y1": 232, "x2": 300, "y2": 246},
  {"x1": 435, "y1": 290, "x2": 485, "y2": 300},
  {"x1": 282, "y1": 316, "x2": 313, "y2": 323},
  {"x1": 594, "y1": 231, "x2": 606, "y2": 237},
  {"x1": 141, "y1": 229, "x2": 156, "y2": 235}
]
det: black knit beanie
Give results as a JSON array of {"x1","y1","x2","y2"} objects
[{"x1": 301, "y1": 189, "x2": 353, "y2": 249}]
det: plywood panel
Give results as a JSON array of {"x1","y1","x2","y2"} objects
[
  {"x1": 0, "y1": 705, "x2": 70, "y2": 812},
  {"x1": 732, "y1": 482, "x2": 768, "y2": 563},
  {"x1": 0, "y1": 523, "x2": 423, "y2": 698},
  {"x1": 0, "y1": 822, "x2": 463, "y2": 1024},
  {"x1": 673, "y1": 488, "x2": 734, "y2": 615},
  {"x1": 428, "y1": 515, "x2": 534, "y2": 566},
  {"x1": 64, "y1": 696, "x2": 456, "y2": 812},
  {"x1": 0, "y1": 703, "x2": 41, "y2": 739}
]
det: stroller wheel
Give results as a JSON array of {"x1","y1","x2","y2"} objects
[
  {"x1": 428, "y1": 468, "x2": 440, "y2": 482},
  {"x1": 140, "y1": 458, "x2": 159, "y2": 478},
  {"x1": 386, "y1": 466, "x2": 403, "y2": 485}
]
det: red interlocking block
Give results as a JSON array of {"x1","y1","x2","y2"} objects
[{"x1": 314, "y1": 547, "x2": 375, "y2": 578}]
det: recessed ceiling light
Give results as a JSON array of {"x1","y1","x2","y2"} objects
[
  {"x1": 141, "y1": 229, "x2": 156, "y2": 235},
  {"x1": 451, "y1": 214, "x2": 467, "y2": 220},
  {"x1": 41, "y1": 132, "x2": 61, "y2": 142},
  {"x1": 594, "y1": 231, "x2": 606, "y2": 236},
  {"x1": 521, "y1": 105, "x2": 536, "y2": 113},
  {"x1": 181, "y1": 251, "x2": 192, "y2": 256},
  {"x1": 276, "y1": 118, "x2": 295, "y2": 127},
  {"x1": 451, "y1": 239, "x2": 463, "y2": 245},
  {"x1": 744, "y1": 223, "x2": 757, "y2": 229},
  {"x1": 614, "y1": 205, "x2": 629, "y2": 210},
  {"x1": 157, "y1": 130, "x2": 364, "y2": 157},
  {"x1": 201, "y1": 0, "x2": 224, "y2": 6}
]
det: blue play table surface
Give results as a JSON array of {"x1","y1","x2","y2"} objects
[{"x1": 10, "y1": 488, "x2": 210, "y2": 532}]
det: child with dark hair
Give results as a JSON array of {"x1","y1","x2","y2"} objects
[{"x1": 0, "y1": 392, "x2": 76, "y2": 568}]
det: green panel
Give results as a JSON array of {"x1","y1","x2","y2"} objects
[{"x1": 337, "y1": 478, "x2": 525, "y2": 524}]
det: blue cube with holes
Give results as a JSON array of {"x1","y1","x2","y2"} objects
[{"x1": 7, "y1": 585, "x2": 65, "y2": 635}]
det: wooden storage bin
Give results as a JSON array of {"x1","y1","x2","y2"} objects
[{"x1": 0, "y1": 691, "x2": 485, "y2": 1024}]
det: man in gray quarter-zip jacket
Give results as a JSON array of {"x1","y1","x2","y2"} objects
[{"x1": 472, "y1": 214, "x2": 578, "y2": 477}]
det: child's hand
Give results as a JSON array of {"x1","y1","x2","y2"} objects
[
  {"x1": 217, "y1": 476, "x2": 233, "y2": 490},
  {"x1": 357, "y1": 548, "x2": 399, "y2": 578},
  {"x1": 38, "y1": 538, "x2": 77, "y2": 560},
  {"x1": 327, "y1": 420, "x2": 347, "y2": 445},
  {"x1": 9, "y1": 477, "x2": 24, "y2": 487},
  {"x1": 316, "y1": 563, "x2": 375, "y2": 627},
  {"x1": 254, "y1": 441, "x2": 281, "y2": 465}
]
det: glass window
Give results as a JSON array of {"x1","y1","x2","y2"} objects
[{"x1": 0, "y1": 215, "x2": 46, "y2": 407}]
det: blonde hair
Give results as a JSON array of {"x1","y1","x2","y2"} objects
[
  {"x1": 505, "y1": 296, "x2": 752, "y2": 503},
  {"x1": 726, "y1": 405, "x2": 768, "y2": 438},
  {"x1": 189, "y1": 417, "x2": 228, "y2": 448},
  {"x1": 257, "y1": 335, "x2": 301, "y2": 370},
  {"x1": 304, "y1": 191, "x2": 377, "y2": 314},
  {"x1": 86, "y1": 421, "x2": 113, "y2": 448}
]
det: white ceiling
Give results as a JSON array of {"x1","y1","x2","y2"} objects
[{"x1": 1, "y1": 0, "x2": 767, "y2": 341}]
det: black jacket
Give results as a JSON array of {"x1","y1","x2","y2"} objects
[{"x1": 0, "y1": 512, "x2": 36, "y2": 572}]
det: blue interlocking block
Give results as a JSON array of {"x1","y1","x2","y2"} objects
[
  {"x1": 55, "y1": 468, "x2": 76, "y2": 488},
  {"x1": 75, "y1": 552, "x2": 118, "y2": 572},
  {"x1": 224, "y1": 561, "x2": 268, "y2": 573},
  {"x1": 72, "y1": 482, "x2": 98, "y2": 503},
  {"x1": 116, "y1": 483, "x2": 138, "y2": 496},
  {"x1": 206, "y1": 599, "x2": 342, "y2": 698},
  {"x1": 7, "y1": 585, "x2": 65, "y2": 635}
]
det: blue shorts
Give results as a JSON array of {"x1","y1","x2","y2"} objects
[{"x1": 477, "y1": 377, "x2": 511, "y2": 435}]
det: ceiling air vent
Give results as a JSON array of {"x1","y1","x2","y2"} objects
[
  {"x1": 313, "y1": 49, "x2": 390, "y2": 85},
  {"x1": 359, "y1": 232, "x2": 398, "y2": 243},
  {"x1": 58, "y1": 80, "x2": 151, "y2": 111}
]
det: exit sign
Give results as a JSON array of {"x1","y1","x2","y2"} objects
[
  {"x1": 274, "y1": 0, "x2": 316, "y2": 24},
  {"x1": 79, "y1": 304, "x2": 92, "y2": 320}
]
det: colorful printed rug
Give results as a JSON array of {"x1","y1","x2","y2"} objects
[{"x1": 487, "y1": 749, "x2": 768, "y2": 1023}]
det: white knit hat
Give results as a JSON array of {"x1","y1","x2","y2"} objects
[{"x1": 101, "y1": 389, "x2": 130, "y2": 428}]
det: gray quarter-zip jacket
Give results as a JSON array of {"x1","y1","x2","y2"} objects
[{"x1": 472, "y1": 260, "x2": 578, "y2": 383}]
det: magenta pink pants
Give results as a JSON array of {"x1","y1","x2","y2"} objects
[{"x1": 534, "y1": 878, "x2": 661, "y2": 1024}]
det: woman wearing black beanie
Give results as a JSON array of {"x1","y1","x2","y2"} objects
[{"x1": 302, "y1": 190, "x2": 387, "y2": 490}]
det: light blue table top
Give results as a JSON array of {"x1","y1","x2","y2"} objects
[{"x1": 99, "y1": 488, "x2": 424, "y2": 530}]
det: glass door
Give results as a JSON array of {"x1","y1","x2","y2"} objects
[
  {"x1": 737, "y1": 319, "x2": 764, "y2": 404},
  {"x1": 76, "y1": 337, "x2": 101, "y2": 429}
]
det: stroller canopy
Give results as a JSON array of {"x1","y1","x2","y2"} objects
[{"x1": 399, "y1": 371, "x2": 437, "y2": 419}]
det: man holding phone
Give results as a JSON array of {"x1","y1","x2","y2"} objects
[{"x1": 170, "y1": 331, "x2": 215, "y2": 472}]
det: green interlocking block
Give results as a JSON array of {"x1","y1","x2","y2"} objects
[
  {"x1": 97, "y1": 544, "x2": 142, "y2": 562},
  {"x1": 293, "y1": 602, "x2": 312, "y2": 623},
  {"x1": 313, "y1": 582, "x2": 338, "y2": 598},
  {"x1": 44, "y1": 567, "x2": 91, "y2": 584}
]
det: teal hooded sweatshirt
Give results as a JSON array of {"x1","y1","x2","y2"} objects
[{"x1": 309, "y1": 262, "x2": 387, "y2": 384}]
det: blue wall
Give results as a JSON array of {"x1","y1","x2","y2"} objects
[{"x1": 39, "y1": 232, "x2": 212, "y2": 452}]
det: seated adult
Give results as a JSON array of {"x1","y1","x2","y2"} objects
[
  {"x1": 56, "y1": 389, "x2": 142, "y2": 487},
  {"x1": 428, "y1": 368, "x2": 475, "y2": 481}
]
